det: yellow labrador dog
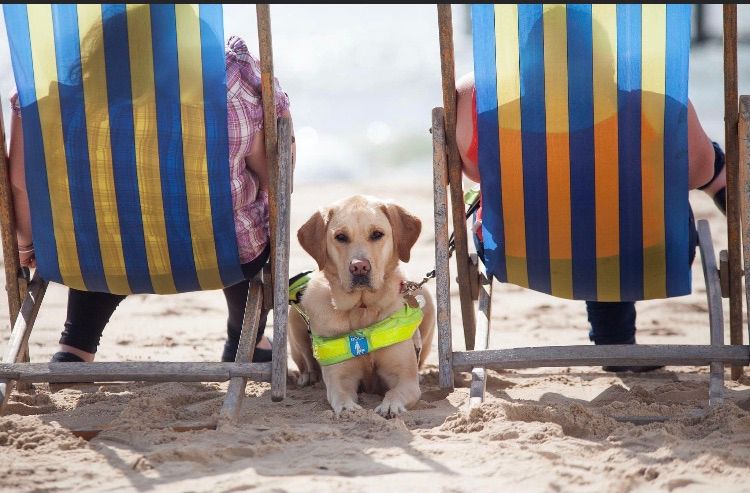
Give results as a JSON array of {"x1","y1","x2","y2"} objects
[{"x1": 289, "y1": 195, "x2": 435, "y2": 417}]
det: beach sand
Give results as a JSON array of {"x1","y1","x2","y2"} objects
[{"x1": 1, "y1": 180, "x2": 749, "y2": 493}]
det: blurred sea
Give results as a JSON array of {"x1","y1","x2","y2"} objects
[{"x1": 0, "y1": 4, "x2": 748, "y2": 184}]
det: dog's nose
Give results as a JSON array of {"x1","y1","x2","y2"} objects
[{"x1": 349, "y1": 258, "x2": 371, "y2": 276}]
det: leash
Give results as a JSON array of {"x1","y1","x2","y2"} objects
[{"x1": 400, "y1": 189, "x2": 481, "y2": 298}]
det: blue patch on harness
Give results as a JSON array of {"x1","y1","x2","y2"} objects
[{"x1": 348, "y1": 334, "x2": 369, "y2": 356}]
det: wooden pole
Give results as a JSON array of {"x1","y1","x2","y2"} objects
[
  {"x1": 697, "y1": 220, "x2": 725, "y2": 405},
  {"x1": 723, "y1": 5, "x2": 743, "y2": 380},
  {"x1": 741, "y1": 95, "x2": 750, "y2": 348},
  {"x1": 0, "y1": 273, "x2": 47, "y2": 413},
  {"x1": 256, "y1": 4, "x2": 278, "y2": 286},
  {"x1": 437, "y1": 4, "x2": 477, "y2": 350},
  {"x1": 0, "y1": 362, "x2": 272, "y2": 384},
  {"x1": 468, "y1": 273, "x2": 492, "y2": 410},
  {"x1": 432, "y1": 108, "x2": 454, "y2": 390},
  {"x1": 0, "y1": 96, "x2": 23, "y2": 326},
  {"x1": 219, "y1": 276, "x2": 264, "y2": 427},
  {"x1": 271, "y1": 116, "x2": 292, "y2": 402},
  {"x1": 256, "y1": 4, "x2": 289, "y2": 402},
  {"x1": 450, "y1": 345, "x2": 750, "y2": 371},
  {"x1": 0, "y1": 94, "x2": 30, "y2": 376}
]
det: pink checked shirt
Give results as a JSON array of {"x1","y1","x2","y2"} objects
[{"x1": 226, "y1": 36, "x2": 290, "y2": 263}]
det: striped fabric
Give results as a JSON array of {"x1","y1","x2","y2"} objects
[
  {"x1": 4, "y1": 4, "x2": 244, "y2": 294},
  {"x1": 472, "y1": 4, "x2": 692, "y2": 301}
]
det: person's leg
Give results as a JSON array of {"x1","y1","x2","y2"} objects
[
  {"x1": 688, "y1": 101, "x2": 719, "y2": 189},
  {"x1": 221, "y1": 244, "x2": 271, "y2": 363},
  {"x1": 221, "y1": 278, "x2": 271, "y2": 363},
  {"x1": 586, "y1": 301, "x2": 663, "y2": 372},
  {"x1": 56, "y1": 289, "x2": 127, "y2": 362},
  {"x1": 688, "y1": 100, "x2": 727, "y2": 213},
  {"x1": 586, "y1": 301, "x2": 636, "y2": 345}
]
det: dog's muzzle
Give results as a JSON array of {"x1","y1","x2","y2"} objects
[{"x1": 350, "y1": 274, "x2": 371, "y2": 289}]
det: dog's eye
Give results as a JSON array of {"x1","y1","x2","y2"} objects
[
  {"x1": 334, "y1": 233, "x2": 349, "y2": 243},
  {"x1": 370, "y1": 231, "x2": 384, "y2": 241}
]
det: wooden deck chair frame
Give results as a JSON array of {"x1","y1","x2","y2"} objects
[
  {"x1": 432, "y1": 4, "x2": 750, "y2": 411},
  {"x1": 0, "y1": 5, "x2": 291, "y2": 431}
]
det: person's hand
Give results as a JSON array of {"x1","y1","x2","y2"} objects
[{"x1": 18, "y1": 244, "x2": 36, "y2": 268}]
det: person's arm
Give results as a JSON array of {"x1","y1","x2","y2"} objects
[
  {"x1": 8, "y1": 94, "x2": 35, "y2": 267},
  {"x1": 245, "y1": 108, "x2": 296, "y2": 192},
  {"x1": 455, "y1": 74, "x2": 484, "y2": 234},
  {"x1": 456, "y1": 73, "x2": 480, "y2": 183}
]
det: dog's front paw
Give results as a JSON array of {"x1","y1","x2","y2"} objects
[
  {"x1": 331, "y1": 399, "x2": 361, "y2": 417},
  {"x1": 375, "y1": 398, "x2": 407, "y2": 418},
  {"x1": 296, "y1": 371, "x2": 320, "y2": 387}
]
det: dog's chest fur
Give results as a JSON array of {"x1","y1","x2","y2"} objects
[
  {"x1": 302, "y1": 272, "x2": 405, "y2": 338},
  {"x1": 302, "y1": 274, "x2": 406, "y2": 393}
]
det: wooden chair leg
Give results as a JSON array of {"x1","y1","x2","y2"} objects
[
  {"x1": 739, "y1": 95, "x2": 750, "y2": 358},
  {"x1": 469, "y1": 273, "x2": 492, "y2": 410},
  {"x1": 0, "y1": 102, "x2": 30, "y2": 383},
  {"x1": 433, "y1": 108, "x2": 454, "y2": 390},
  {"x1": 14, "y1": 270, "x2": 32, "y2": 392},
  {"x1": 438, "y1": 4, "x2": 477, "y2": 350},
  {"x1": 698, "y1": 220, "x2": 725, "y2": 406},
  {"x1": 0, "y1": 274, "x2": 47, "y2": 414},
  {"x1": 256, "y1": 4, "x2": 290, "y2": 403},
  {"x1": 218, "y1": 276, "x2": 263, "y2": 427},
  {"x1": 0, "y1": 98, "x2": 23, "y2": 327},
  {"x1": 722, "y1": 5, "x2": 743, "y2": 381},
  {"x1": 270, "y1": 116, "x2": 293, "y2": 402}
]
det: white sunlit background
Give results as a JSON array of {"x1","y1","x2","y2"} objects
[{"x1": 0, "y1": 4, "x2": 748, "y2": 184}]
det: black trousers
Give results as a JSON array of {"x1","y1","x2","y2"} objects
[{"x1": 59, "y1": 245, "x2": 270, "y2": 355}]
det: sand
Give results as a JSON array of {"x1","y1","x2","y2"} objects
[{"x1": 1, "y1": 180, "x2": 750, "y2": 493}]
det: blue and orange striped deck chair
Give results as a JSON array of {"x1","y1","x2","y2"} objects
[
  {"x1": 0, "y1": 4, "x2": 294, "y2": 426},
  {"x1": 432, "y1": 4, "x2": 750, "y2": 411}
]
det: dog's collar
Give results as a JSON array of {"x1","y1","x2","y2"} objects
[{"x1": 310, "y1": 304, "x2": 424, "y2": 366}]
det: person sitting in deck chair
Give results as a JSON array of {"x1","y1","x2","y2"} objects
[
  {"x1": 455, "y1": 38, "x2": 727, "y2": 373},
  {"x1": 9, "y1": 9, "x2": 295, "y2": 365}
]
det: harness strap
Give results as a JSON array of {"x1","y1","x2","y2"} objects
[
  {"x1": 289, "y1": 270, "x2": 313, "y2": 329},
  {"x1": 287, "y1": 271, "x2": 424, "y2": 366},
  {"x1": 311, "y1": 304, "x2": 424, "y2": 366}
]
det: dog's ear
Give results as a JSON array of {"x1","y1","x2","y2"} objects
[
  {"x1": 381, "y1": 203, "x2": 421, "y2": 263},
  {"x1": 297, "y1": 208, "x2": 330, "y2": 269}
]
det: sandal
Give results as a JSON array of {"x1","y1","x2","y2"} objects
[
  {"x1": 50, "y1": 351, "x2": 85, "y2": 363},
  {"x1": 221, "y1": 339, "x2": 272, "y2": 363}
]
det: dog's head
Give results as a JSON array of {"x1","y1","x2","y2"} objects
[{"x1": 298, "y1": 195, "x2": 421, "y2": 293}]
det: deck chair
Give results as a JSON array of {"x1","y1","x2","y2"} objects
[
  {"x1": 0, "y1": 4, "x2": 293, "y2": 429},
  {"x1": 432, "y1": 4, "x2": 750, "y2": 411}
]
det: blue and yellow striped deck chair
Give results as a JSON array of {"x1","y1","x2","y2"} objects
[
  {"x1": 0, "y1": 4, "x2": 293, "y2": 423},
  {"x1": 432, "y1": 4, "x2": 749, "y2": 410}
]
